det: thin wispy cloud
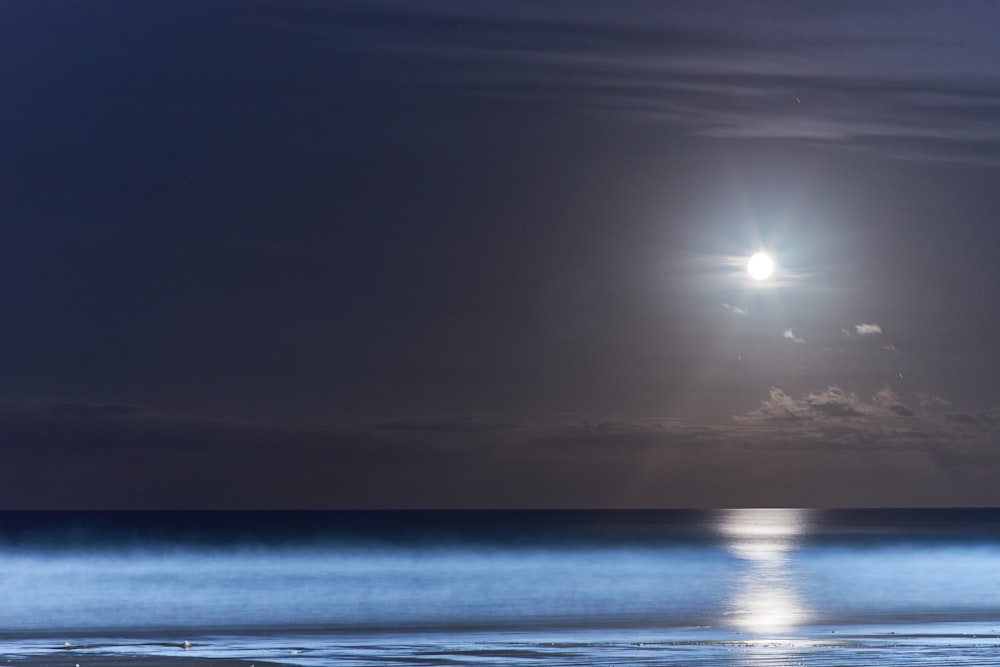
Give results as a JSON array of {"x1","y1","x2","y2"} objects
[
  {"x1": 0, "y1": 400, "x2": 147, "y2": 421},
  {"x1": 945, "y1": 410, "x2": 999, "y2": 428},
  {"x1": 331, "y1": 2, "x2": 1000, "y2": 165},
  {"x1": 915, "y1": 391, "x2": 952, "y2": 409},
  {"x1": 2, "y1": 393, "x2": 997, "y2": 507},
  {"x1": 723, "y1": 303, "x2": 748, "y2": 315},
  {"x1": 371, "y1": 418, "x2": 520, "y2": 433}
]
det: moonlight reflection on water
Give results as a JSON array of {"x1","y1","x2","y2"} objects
[{"x1": 719, "y1": 508, "x2": 812, "y2": 634}]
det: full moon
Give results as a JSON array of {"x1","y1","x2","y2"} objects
[{"x1": 747, "y1": 252, "x2": 774, "y2": 280}]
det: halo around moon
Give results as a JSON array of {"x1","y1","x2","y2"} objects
[{"x1": 747, "y1": 252, "x2": 774, "y2": 280}]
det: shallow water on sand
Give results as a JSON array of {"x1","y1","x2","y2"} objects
[
  {"x1": 7, "y1": 625, "x2": 1000, "y2": 667},
  {"x1": 1, "y1": 509, "x2": 999, "y2": 665}
]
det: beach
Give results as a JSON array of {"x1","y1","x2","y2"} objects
[
  {"x1": 5, "y1": 656, "x2": 295, "y2": 667},
  {"x1": 6, "y1": 626, "x2": 1000, "y2": 667}
]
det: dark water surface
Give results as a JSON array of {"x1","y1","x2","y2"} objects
[{"x1": 1, "y1": 509, "x2": 999, "y2": 665}]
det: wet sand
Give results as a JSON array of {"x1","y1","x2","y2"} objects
[
  {"x1": 5, "y1": 628, "x2": 1000, "y2": 667},
  {"x1": 3, "y1": 655, "x2": 296, "y2": 667}
]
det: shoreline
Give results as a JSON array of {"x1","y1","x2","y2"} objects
[
  {"x1": 7, "y1": 633, "x2": 1000, "y2": 667},
  {"x1": 4, "y1": 658, "x2": 297, "y2": 667}
]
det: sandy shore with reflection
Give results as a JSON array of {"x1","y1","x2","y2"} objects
[{"x1": 4, "y1": 654, "x2": 296, "y2": 667}]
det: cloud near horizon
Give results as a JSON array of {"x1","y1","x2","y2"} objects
[
  {"x1": 371, "y1": 418, "x2": 521, "y2": 433},
  {"x1": 0, "y1": 393, "x2": 998, "y2": 508},
  {"x1": 738, "y1": 385, "x2": 915, "y2": 422}
]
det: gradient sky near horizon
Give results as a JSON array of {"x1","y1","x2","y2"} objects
[{"x1": 3, "y1": 0, "x2": 1000, "y2": 508}]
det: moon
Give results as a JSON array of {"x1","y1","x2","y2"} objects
[{"x1": 747, "y1": 252, "x2": 774, "y2": 280}]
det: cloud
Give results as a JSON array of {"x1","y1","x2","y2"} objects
[
  {"x1": 871, "y1": 386, "x2": 915, "y2": 416},
  {"x1": 945, "y1": 413, "x2": 979, "y2": 426},
  {"x1": 2, "y1": 394, "x2": 999, "y2": 509},
  {"x1": 854, "y1": 323, "x2": 883, "y2": 335},
  {"x1": 739, "y1": 385, "x2": 915, "y2": 422},
  {"x1": 729, "y1": 386, "x2": 1000, "y2": 472},
  {"x1": 914, "y1": 391, "x2": 952, "y2": 409},
  {"x1": 530, "y1": 418, "x2": 724, "y2": 450},
  {"x1": 945, "y1": 412, "x2": 998, "y2": 427},
  {"x1": 371, "y1": 418, "x2": 520, "y2": 433},
  {"x1": 0, "y1": 399, "x2": 516, "y2": 508},
  {"x1": 337, "y1": 3, "x2": 1000, "y2": 166},
  {"x1": 534, "y1": 426, "x2": 687, "y2": 450},
  {"x1": 738, "y1": 387, "x2": 825, "y2": 421},
  {"x1": 723, "y1": 303, "x2": 748, "y2": 315},
  {"x1": 804, "y1": 387, "x2": 868, "y2": 417},
  {"x1": 0, "y1": 400, "x2": 146, "y2": 421},
  {"x1": 783, "y1": 328, "x2": 805, "y2": 343},
  {"x1": 724, "y1": 386, "x2": 1000, "y2": 485}
]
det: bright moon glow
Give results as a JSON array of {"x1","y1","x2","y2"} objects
[
  {"x1": 747, "y1": 252, "x2": 774, "y2": 280},
  {"x1": 720, "y1": 510, "x2": 812, "y2": 634}
]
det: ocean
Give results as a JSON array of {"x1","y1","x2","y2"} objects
[{"x1": 1, "y1": 509, "x2": 999, "y2": 666}]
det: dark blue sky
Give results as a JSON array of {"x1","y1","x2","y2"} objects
[{"x1": 3, "y1": 1, "x2": 1000, "y2": 508}]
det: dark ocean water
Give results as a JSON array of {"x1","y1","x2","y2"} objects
[{"x1": 1, "y1": 509, "x2": 999, "y2": 665}]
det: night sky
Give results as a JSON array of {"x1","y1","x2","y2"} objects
[{"x1": 4, "y1": 1, "x2": 1000, "y2": 508}]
